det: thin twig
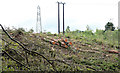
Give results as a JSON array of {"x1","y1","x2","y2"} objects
[
  {"x1": 10, "y1": 48, "x2": 25, "y2": 60},
  {"x1": 25, "y1": 51, "x2": 29, "y2": 66},
  {"x1": 0, "y1": 24, "x2": 56, "y2": 71},
  {"x1": 49, "y1": 59, "x2": 71, "y2": 66},
  {"x1": 2, "y1": 38, "x2": 26, "y2": 60},
  {"x1": 86, "y1": 65, "x2": 97, "y2": 71},
  {"x1": 3, "y1": 50, "x2": 30, "y2": 69}
]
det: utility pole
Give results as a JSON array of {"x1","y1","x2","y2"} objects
[
  {"x1": 57, "y1": 1, "x2": 66, "y2": 35},
  {"x1": 118, "y1": 1, "x2": 120, "y2": 68},
  {"x1": 57, "y1": 2, "x2": 60, "y2": 34},
  {"x1": 62, "y1": 2, "x2": 65, "y2": 35}
]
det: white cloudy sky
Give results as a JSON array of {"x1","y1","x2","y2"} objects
[{"x1": 0, "y1": 0, "x2": 119, "y2": 33}]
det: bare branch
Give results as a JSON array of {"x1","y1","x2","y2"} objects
[
  {"x1": 0, "y1": 24, "x2": 56, "y2": 71},
  {"x1": 3, "y1": 50, "x2": 30, "y2": 69},
  {"x1": 10, "y1": 48, "x2": 25, "y2": 60},
  {"x1": 49, "y1": 59, "x2": 71, "y2": 66}
]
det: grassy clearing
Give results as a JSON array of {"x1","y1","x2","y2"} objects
[{"x1": 1, "y1": 28, "x2": 120, "y2": 71}]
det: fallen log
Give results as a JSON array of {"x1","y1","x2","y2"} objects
[
  {"x1": 106, "y1": 50, "x2": 119, "y2": 54},
  {"x1": 41, "y1": 37, "x2": 71, "y2": 48},
  {"x1": 77, "y1": 49, "x2": 100, "y2": 53}
]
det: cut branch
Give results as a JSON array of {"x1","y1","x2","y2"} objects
[
  {"x1": 78, "y1": 49, "x2": 100, "y2": 53},
  {"x1": 3, "y1": 50, "x2": 30, "y2": 69},
  {"x1": 10, "y1": 48, "x2": 25, "y2": 60},
  {"x1": 49, "y1": 59, "x2": 71, "y2": 66},
  {"x1": 0, "y1": 24, "x2": 56, "y2": 71}
]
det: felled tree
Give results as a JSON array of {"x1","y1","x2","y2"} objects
[{"x1": 104, "y1": 22, "x2": 115, "y2": 32}]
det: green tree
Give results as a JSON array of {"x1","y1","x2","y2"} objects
[
  {"x1": 66, "y1": 26, "x2": 70, "y2": 33},
  {"x1": 104, "y1": 22, "x2": 115, "y2": 32},
  {"x1": 86, "y1": 25, "x2": 91, "y2": 31},
  {"x1": 17, "y1": 28, "x2": 25, "y2": 32},
  {"x1": 28, "y1": 29, "x2": 34, "y2": 33}
]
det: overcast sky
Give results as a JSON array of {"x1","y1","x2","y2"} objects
[{"x1": 0, "y1": 0, "x2": 119, "y2": 33}]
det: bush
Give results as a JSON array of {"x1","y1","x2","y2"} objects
[
  {"x1": 84, "y1": 30, "x2": 94, "y2": 35},
  {"x1": 95, "y1": 29, "x2": 104, "y2": 35}
]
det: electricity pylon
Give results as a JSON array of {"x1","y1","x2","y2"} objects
[{"x1": 36, "y1": 5, "x2": 42, "y2": 33}]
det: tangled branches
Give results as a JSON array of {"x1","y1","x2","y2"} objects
[{"x1": 0, "y1": 24, "x2": 73, "y2": 71}]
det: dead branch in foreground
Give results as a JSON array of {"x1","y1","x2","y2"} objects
[
  {"x1": 3, "y1": 50, "x2": 30, "y2": 69},
  {"x1": 0, "y1": 24, "x2": 57, "y2": 71},
  {"x1": 1, "y1": 24, "x2": 75, "y2": 71},
  {"x1": 1, "y1": 24, "x2": 98, "y2": 71}
]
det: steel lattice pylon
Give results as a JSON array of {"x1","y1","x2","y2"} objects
[{"x1": 36, "y1": 5, "x2": 42, "y2": 33}]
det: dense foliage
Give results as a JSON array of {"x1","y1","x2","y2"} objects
[{"x1": 105, "y1": 22, "x2": 115, "y2": 32}]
